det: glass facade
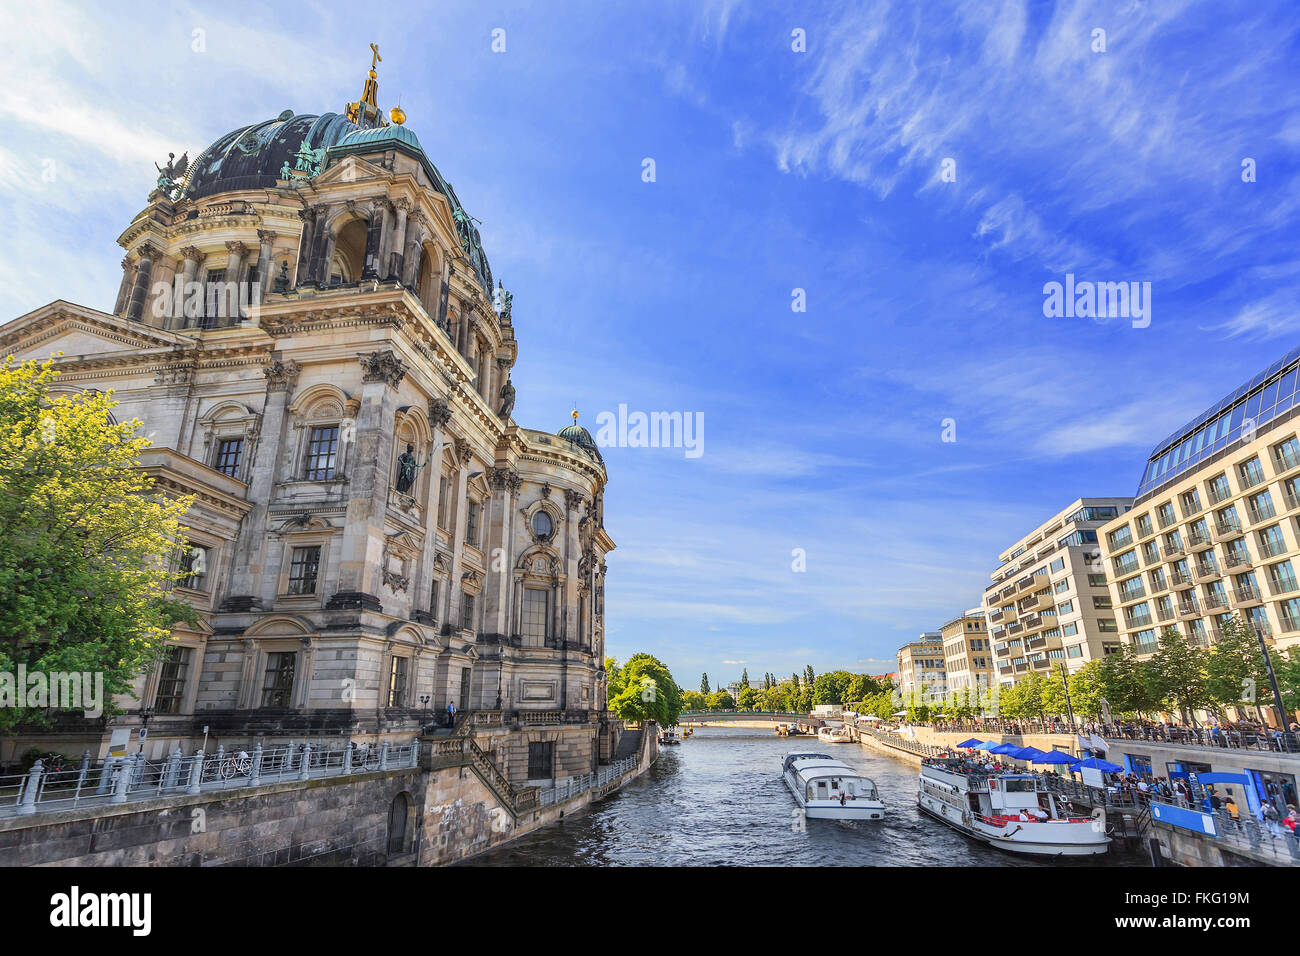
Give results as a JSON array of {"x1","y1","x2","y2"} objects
[{"x1": 1136, "y1": 346, "x2": 1300, "y2": 498}]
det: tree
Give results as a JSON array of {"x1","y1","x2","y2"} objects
[
  {"x1": 740, "y1": 668, "x2": 750, "y2": 689},
  {"x1": 812, "y1": 670, "x2": 853, "y2": 706},
  {"x1": 1067, "y1": 660, "x2": 1107, "y2": 720},
  {"x1": 700, "y1": 673, "x2": 710, "y2": 695},
  {"x1": 1147, "y1": 627, "x2": 1210, "y2": 725},
  {"x1": 607, "y1": 653, "x2": 682, "y2": 727},
  {"x1": 0, "y1": 357, "x2": 197, "y2": 731},
  {"x1": 1096, "y1": 645, "x2": 1158, "y2": 718},
  {"x1": 1206, "y1": 615, "x2": 1271, "y2": 719},
  {"x1": 706, "y1": 690, "x2": 735, "y2": 710},
  {"x1": 1041, "y1": 668, "x2": 1070, "y2": 721},
  {"x1": 804, "y1": 665, "x2": 815, "y2": 686},
  {"x1": 790, "y1": 672, "x2": 800, "y2": 690},
  {"x1": 680, "y1": 690, "x2": 707, "y2": 711},
  {"x1": 737, "y1": 686, "x2": 758, "y2": 711}
]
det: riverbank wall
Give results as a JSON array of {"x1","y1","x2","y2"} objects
[{"x1": 0, "y1": 730, "x2": 658, "y2": 867}]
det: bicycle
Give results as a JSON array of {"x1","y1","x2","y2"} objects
[{"x1": 219, "y1": 750, "x2": 252, "y2": 780}]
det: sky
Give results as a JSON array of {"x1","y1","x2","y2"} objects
[{"x1": 2, "y1": 0, "x2": 1298, "y2": 690}]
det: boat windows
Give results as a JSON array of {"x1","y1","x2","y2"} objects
[{"x1": 1003, "y1": 779, "x2": 1037, "y2": 792}]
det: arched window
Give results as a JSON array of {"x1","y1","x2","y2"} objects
[
  {"x1": 329, "y1": 219, "x2": 368, "y2": 285},
  {"x1": 387, "y1": 792, "x2": 410, "y2": 855}
]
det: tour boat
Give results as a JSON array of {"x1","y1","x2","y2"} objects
[
  {"x1": 816, "y1": 726, "x2": 852, "y2": 744},
  {"x1": 916, "y1": 757, "x2": 1109, "y2": 856},
  {"x1": 782, "y1": 750, "x2": 885, "y2": 820}
]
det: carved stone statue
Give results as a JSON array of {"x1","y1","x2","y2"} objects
[
  {"x1": 497, "y1": 376, "x2": 516, "y2": 420},
  {"x1": 154, "y1": 151, "x2": 188, "y2": 198}
]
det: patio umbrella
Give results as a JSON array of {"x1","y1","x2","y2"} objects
[
  {"x1": 956, "y1": 738, "x2": 983, "y2": 748},
  {"x1": 990, "y1": 743, "x2": 1022, "y2": 755},
  {"x1": 1032, "y1": 750, "x2": 1077, "y2": 765},
  {"x1": 1075, "y1": 756, "x2": 1123, "y2": 773},
  {"x1": 979, "y1": 740, "x2": 1002, "y2": 751},
  {"x1": 1010, "y1": 746, "x2": 1045, "y2": 760}
]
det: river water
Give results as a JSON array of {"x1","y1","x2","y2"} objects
[{"x1": 466, "y1": 726, "x2": 1147, "y2": 866}]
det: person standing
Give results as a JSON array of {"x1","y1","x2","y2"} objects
[{"x1": 446, "y1": 700, "x2": 457, "y2": 728}]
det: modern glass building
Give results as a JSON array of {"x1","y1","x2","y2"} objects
[
  {"x1": 1101, "y1": 345, "x2": 1300, "y2": 657},
  {"x1": 1136, "y1": 347, "x2": 1300, "y2": 501}
]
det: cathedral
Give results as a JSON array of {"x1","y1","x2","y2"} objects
[{"x1": 0, "y1": 52, "x2": 617, "y2": 785}]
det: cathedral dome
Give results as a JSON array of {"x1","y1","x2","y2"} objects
[
  {"x1": 180, "y1": 111, "x2": 360, "y2": 200},
  {"x1": 558, "y1": 411, "x2": 603, "y2": 461}
]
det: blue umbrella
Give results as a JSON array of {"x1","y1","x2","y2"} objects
[
  {"x1": 1010, "y1": 746, "x2": 1045, "y2": 760},
  {"x1": 956, "y1": 738, "x2": 983, "y2": 748},
  {"x1": 990, "y1": 743, "x2": 1022, "y2": 755},
  {"x1": 1032, "y1": 750, "x2": 1077, "y2": 765},
  {"x1": 979, "y1": 740, "x2": 1002, "y2": 751},
  {"x1": 1075, "y1": 756, "x2": 1123, "y2": 773}
]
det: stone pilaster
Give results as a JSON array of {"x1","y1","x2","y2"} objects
[
  {"x1": 387, "y1": 198, "x2": 409, "y2": 280},
  {"x1": 125, "y1": 243, "x2": 161, "y2": 322}
]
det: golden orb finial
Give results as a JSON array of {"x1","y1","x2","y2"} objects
[
  {"x1": 572, "y1": 407, "x2": 579, "y2": 422},
  {"x1": 390, "y1": 104, "x2": 406, "y2": 125}
]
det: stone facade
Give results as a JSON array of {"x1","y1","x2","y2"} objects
[{"x1": 0, "y1": 89, "x2": 615, "y2": 787}]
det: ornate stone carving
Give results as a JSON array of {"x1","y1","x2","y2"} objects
[
  {"x1": 540, "y1": 483, "x2": 550, "y2": 499},
  {"x1": 154, "y1": 366, "x2": 193, "y2": 386},
  {"x1": 488, "y1": 466, "x2": 523, "y2": 494},
  {"x1": 359, "y1": 349, "x2": 409, "y2": 388},
  {"x1": 427, "y1": 397, "x2": 453, "y2": 428},
  {"x1": 453, "y1": 437, "x2": 471, "y2": 462},
  {"x1": 264, "y1": 359, "x2": 301, "y2": 392},
  {"x1": 181, "y1": 245, "x2": 203, "y2": 261},
  {"x1": 462, "y1": 568, "x2": 482, "y2": 586},
  {"x1": 257, "y1": 229, "x2": 278, "y2": 244},
  {"x1": 225, "y1": 240, "x2": 248, "y2": 257},
  {"x1": 382, "y1": 567, "x2": 410, "y2": 592},
  {"x1": 564, "y1": 489, "x2": 584, "y2": 511}
]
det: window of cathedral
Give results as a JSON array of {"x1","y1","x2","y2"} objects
[
  {"x1": 153, "y1": 645, "x2": 192, "y2": 715},
  {"x1": 521, "y1": 587, "x2": 548, "y2": 647},
  {"x1": 304, "y1": 426, "x2": 339, "y2": 480},
  {"x1": 437, "y1": 472, "x2": 450, "y2": 528},
  {"x1": 213, "y1": 437, "x2": 243, "y2": 478},
  {"x1": 287, "y1": 546, "x2": 322, "y2": 595},
  {"x1": 261, "y1": 652, "x2": 297, "y2": 708},
  {"x1": 387, "y1": 656, "x2": 409, "y2": 708},
  {"x1": 531, "y1": 509, "x2": 553, "y2": 540},
  {"x1": 461, "y1": 591, "x2": 475, "y2": 631},
  {"x1": 527, "y1": 741, "x2": 554, "y2": 780},
  {"x1": 177, "y1": 543, "x2": 209, "y2": 591},
  {"x1": 465, "y1": 500, "x2": 480, "y2": 548}
]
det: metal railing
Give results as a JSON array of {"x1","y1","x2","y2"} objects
[
  {"x1": 0, "y1": 740, "x2": 419, "y2": 819},
  {"x1": 535, "y1": 755, "x2": 639, "y2": 807}
]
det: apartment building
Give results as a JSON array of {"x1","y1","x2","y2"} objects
[
  {"x1": 897, "y1": 632, "x2": 947, "y2": 700},
  {"x1": 984, "y1": 498, "x2": 1133, "y2": 686},
  {"x1": 1099, "y1": 347, "x2": 1300, "y2": 658},
  {"x1": 940, "y1": 610, "x2": 993, "y2": 695}
]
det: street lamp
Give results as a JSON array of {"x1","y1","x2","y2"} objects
[
  {"x1": 1057, "y1": 663, "x2": 1077, "y2": 735},
  {"x1": 137, "y1": 706, "x2": 154, "y2": 753},
  {"x1": 1252, "y1": 624, "x2": 1295, "y2": 751}
]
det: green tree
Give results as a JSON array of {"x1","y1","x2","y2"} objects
[
  {"x1": 804, "y1": 665, "x2": 815, "y2": 686},
  {"x1": 737, "y1": 686, "x2": 758, "y2": 711},
  {"x1": 1096, "y1": 645, "x2": 1158, "y2": 718},
  {"x1": 700, "y1": 673, "x2": 710, "y2": 695},
  {"x1": 1041, "y1": 667, "x2": 1070, "y2": 720},
  {"x1": 680, "y1": 690, "x2": 707, "y2": 711},
  {"x1": 0, "y1": 357, "x2": 198, "y2": 731},
  {"x1": 607, "y1": 653, "x2": 682, "y2": 727},
  {"x1": 706, "y1": 690, "x2": 735, "y2": 710},
  {"x1": 1067, "y1": 660, "x2": 1106, "y2": 719},
  {"x1": 790, "y1": 672, "x2": 800, "y2": 690},
  {"x1": 1146, "y1": 627, "x2": 1210, "y2": 725},
  {"x1": 1206, "y1": 615, "x2": 1272, "y2": 719},
  {"x1": 812, "y1": 670, "x2": 853, "y2": 706},
  {"x1": 740, "y1": 667, "x2": 750, "y2": 689}
]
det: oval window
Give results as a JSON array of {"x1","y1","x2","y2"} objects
[{"x1": 532, "y1": 510, "x2": 553, "y2": 538}]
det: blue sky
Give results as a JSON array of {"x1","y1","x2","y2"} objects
[{"x1": 3, "y1": 1, "x2": 1299, "y2": 689}]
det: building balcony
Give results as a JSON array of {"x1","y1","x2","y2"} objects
[
  {"x1": 1031, "y1": 658, "x2": 1051, "y2": 670},
  {"x1": 1176, "y1": 601, "x2": 1201, "y2": 619},
  {"x1": 1233, "y1": 585, "x2": 1264, "y2": 606},
  {"x1": 1170, "y1": 571, "x2": 1195, "y2": 589},
  {"x1": 989, "y1": 609, "x2": 1006, "y2": 624},
  {"x1": 1248, "y1": 503, "x2": 1277, "y2": 524},
  {"x1": 1214, "y1": 518, "x2": 1243, "y2": 538},
  {"x1": 1187, "y1": 531, "x2": 1214, "y2": 551},
  {"x1": 1113, "y1": 561, "x2": 1140, "y2": 578},
  {"x1": 1259, "y1": 539, "x2": 1288, "y2": 559},
  {"x1": 1239, "y1": 470, "x2": 1266, "y2": 491},
  {"x1": 1156, "y1": 606, "x2": 1175, "y2": 622},
  {"x1": 1163, "y1": 544, "x2": 1187, "y2": 561},
  {"x1": 1136, "y1": 521, "x2": 1156, "y2": 539},
  {"x1": 1275, "y1": 447, "x2": 1300, "y2": 476},
  {"x1": 1285, "y1": 491, "x2": 1300, "y2": 512},
  {"x1": 1222, "y1": 548, "x2": 1253, "y2": 571},
  {"x1": 1006, "y1": 623, "x2": 1024, "y2": 636},
  {"x1": 1192, "y1": 562, "x2": 1222, "y2": 583},
  {"x1": 1267, "y1": 577, "x2": 1300, "y2": 597},
  {"x1": 1125, "y1": 613, "x2": 1154, "y2": 629},
  {"x1": 1016, "y1": 575, "x2": 1038, "y2": 593},
  {"x1": 1157, "y1": 512, "x2": 1177, "y2": 530},
  {"x1": 995, "y1": 645, "x2": 1011, "y2": 658},
  {"x1": 1204, "y1": 592, "x2": 1229, "y2": 610},
  {"x1": 1020, "y1": 614, "x2": 1043, "y2": 632}
]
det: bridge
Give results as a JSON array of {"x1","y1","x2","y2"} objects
[{"x1": 677, "y1": 711, "x2": 826, "y2": 730}]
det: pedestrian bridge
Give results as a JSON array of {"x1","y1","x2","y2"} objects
[{"x1": 677, "y1": 711, "x2": 825, "y2": 730}]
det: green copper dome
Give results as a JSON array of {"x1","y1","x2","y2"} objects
[{"x1": 558, "y1": 415, "x2": 603, "y2": 462}]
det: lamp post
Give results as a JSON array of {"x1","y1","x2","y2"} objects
[
  {"x1": 1252, "y1": 624, "x2": 1294, "y2": 752},
  {"x1": 137, "y1": 706, "x2": 154, "y2": 754},
  {"x1": 1057, "y1": 663, "x2": 1077, "y2": 736}
]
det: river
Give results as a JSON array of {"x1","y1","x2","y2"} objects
[{"x1": 464, "y1": 726, "x2": 1147, "y2": 866}]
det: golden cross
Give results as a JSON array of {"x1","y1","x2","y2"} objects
[{"x1": 370, "y1": 43, "x2": 381, "y2": 70}]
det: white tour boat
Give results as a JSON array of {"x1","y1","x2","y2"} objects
[
  {"x1": 782, "y1": 750, "x2": 885, "y2": 820},
  {"x1": 816, "y1": 726, "x2": 852, "y2": 744},
  {"x1": 916, "y1": 757, "x2": 1109, "y2": 856}
]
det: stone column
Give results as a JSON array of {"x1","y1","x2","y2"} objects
[
  {"x1": 414, "y1": 397, "x2": 453, "y2": 615},
  {"x1": 255, "y1": 230, "x2": 276, "y2": 295},
  {"x1": 327, "y1": 350, "x2": 409, "y2": 610},
  {"x1": 225, "y1": 241, "x2": 248, "y2": 286},
  {"x1": 113, "y1": 257, "x2": 135, "y2": 316},
  {"x1": 445, "y1": 438, "x2": 472, "y2": 629},
  {"x1": 221, "y1": 358, "x2": 300, "y2": 610},
  {"x1": 387, "y1": 199, "x2": 409, "y2": 280},
  {"x1": 224, "y1": 241, "x2": 248, "y2": 322},
  {"x1": 125, "y1": 243, "x2": 161, "y2": 322},
  {"x1": 294, "y1": 208, "x2": 316, "y2": 287},
  {"x1": 458, "y1": 310, "x2": 471, "y2": 360},
  {"x1": 563, "y1": 489, "x2": 584, "y2": 645},
  {"x1": 401, "y1": 219, "x2": 423, "y2": 288},
  {"x1": 362, "y1": 199, "x2": 388, "y2": 279},
  {"x1": 483, "y1": 467, "x2": 520, "y2": 641},
  {"x1": 172, "y1": 247, "x2": 202, "y2": 329}
]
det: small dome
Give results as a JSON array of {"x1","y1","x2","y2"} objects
[
  {"x1": 338, "y1": 123, "x2": 422, "y2": 151},
  {"x1": 558, "y1": 412, "x2": 603, "y2": 461}
]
